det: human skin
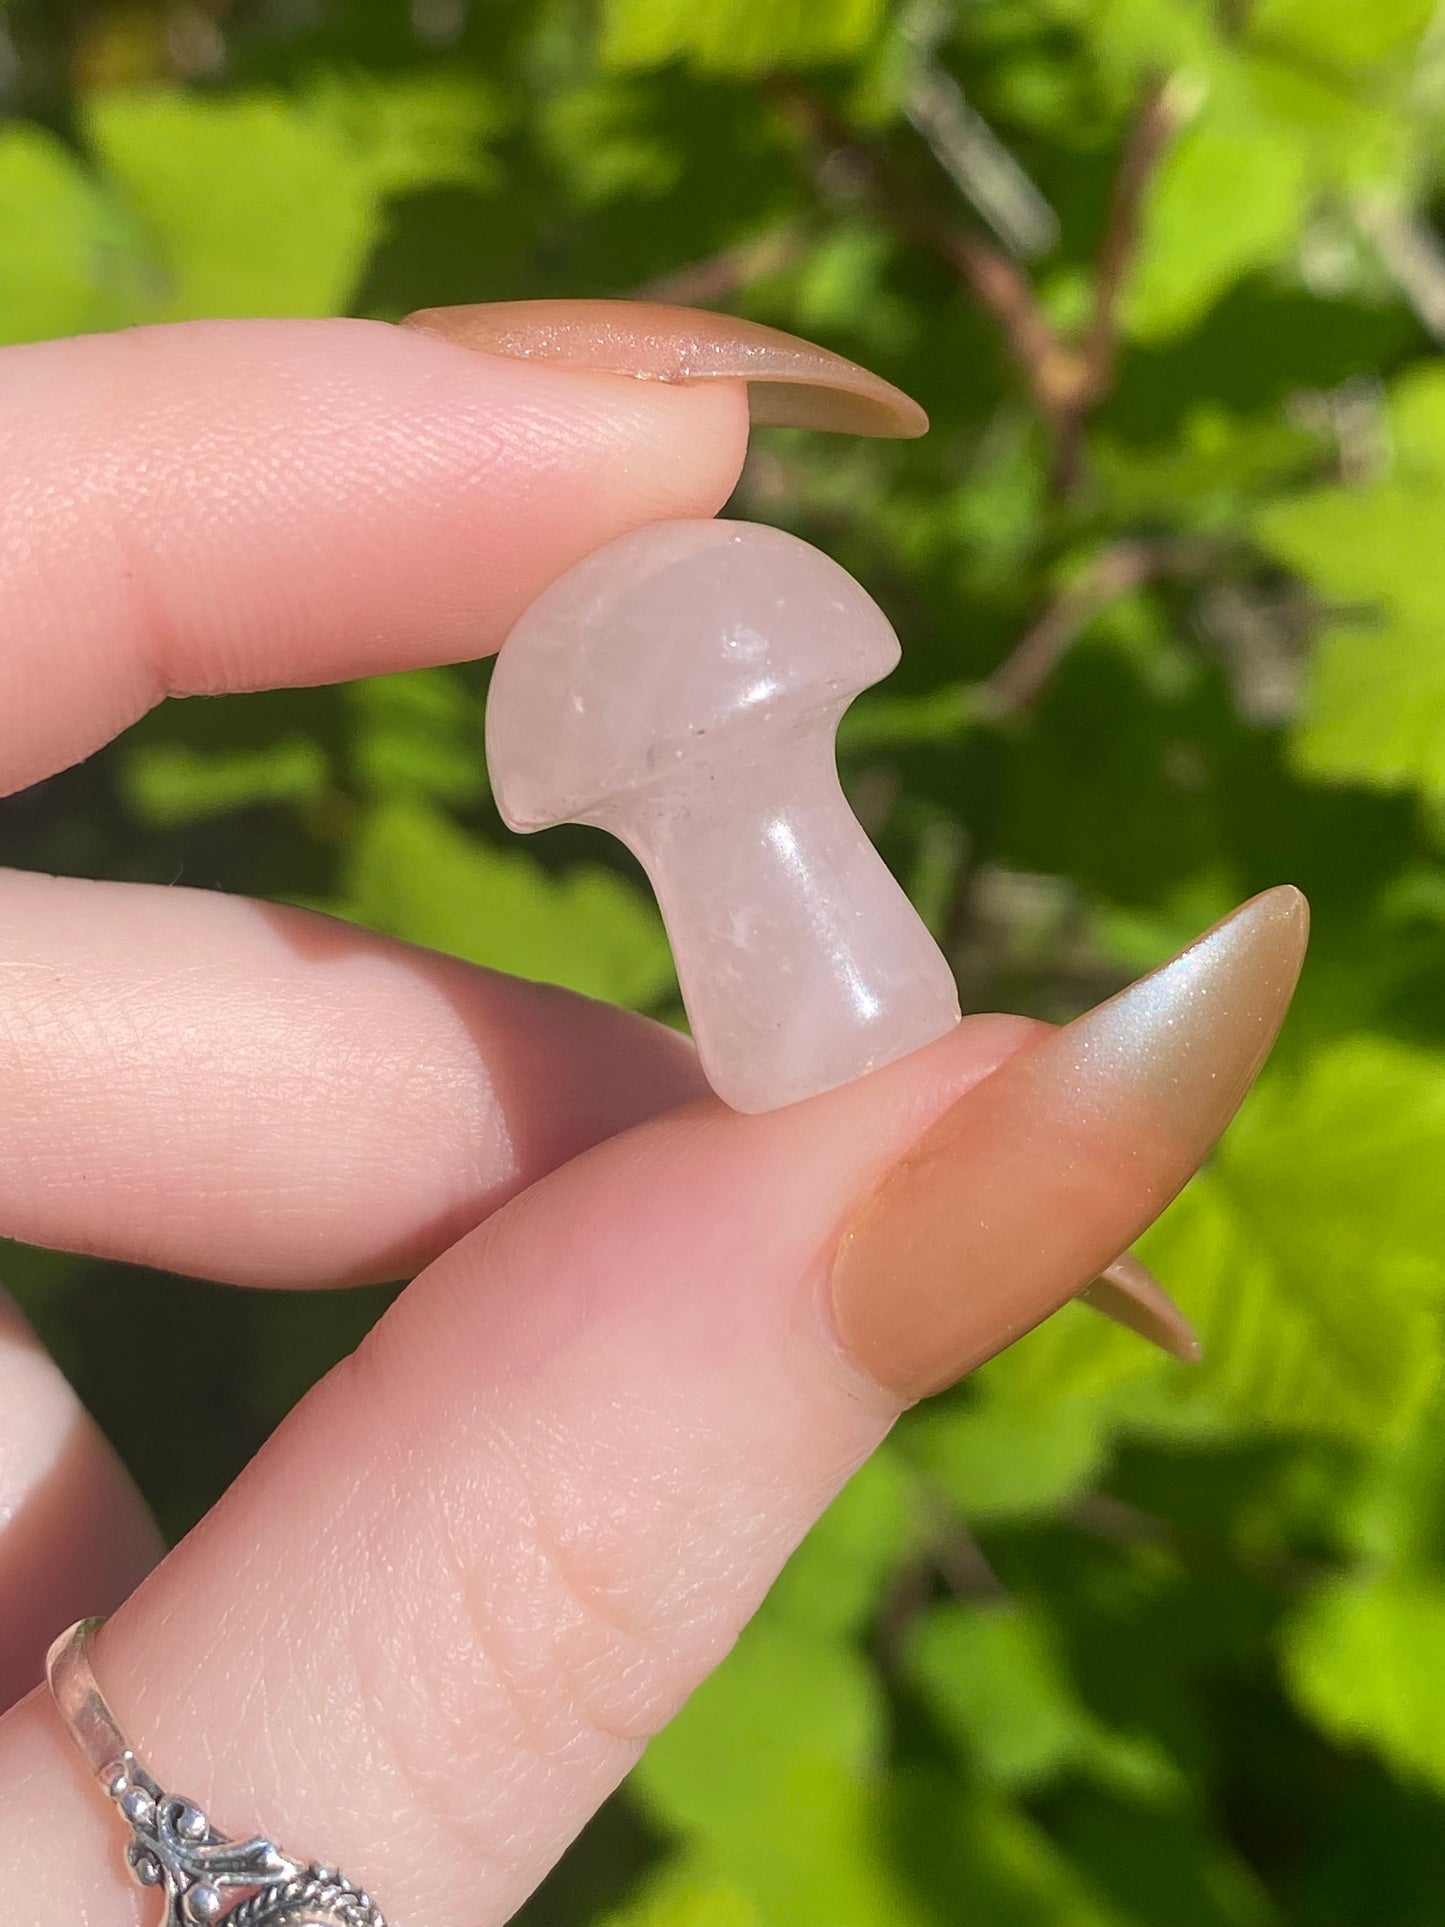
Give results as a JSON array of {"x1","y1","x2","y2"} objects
[{"x1": 0, "y1": 314, "x2": 1303, "y2": 1927}]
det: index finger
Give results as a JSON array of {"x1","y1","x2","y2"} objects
[{"x1": 0, "y1": 316, "x2": 748, "y2": 795}]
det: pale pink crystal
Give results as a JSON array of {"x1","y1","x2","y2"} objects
[{"x1": 486, "y1": 519, "x2": 961, "y2": 1112}]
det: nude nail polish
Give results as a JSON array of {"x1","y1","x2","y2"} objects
[
  {"x1": 1083, "y1": 1251, "x2": 1202, "y2": 1364},
  {"x1": 831, "y1": 887, "x2": 1308, "y2": 1400},
  {"x1": 401, "y1": 298, "x2": 928, "y2": 438}
]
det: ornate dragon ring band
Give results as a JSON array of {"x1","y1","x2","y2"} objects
[{"x1": 46, "y1": 1619, "x2": 389, "y2": 1927}]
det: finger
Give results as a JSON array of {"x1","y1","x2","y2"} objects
[
  {"x1": 0, "y1": 1290, "x2": 159, "y2": 1714},
  {"x1": 0, "y1": 317, "x2": 747, "y2": 794},
  {"x1": 0, "y1": 866, "x2": 1182, "y2": 1343},
  {"x1": 0, "y1": 892, "x2": 1305, "y2": 1927},
  {"x1": 0, "y1": 868, "x2": 705, "y2": 1287},
  {"x1": 1, "y1": 1014, "x2": 1033, "y2": 1927}
]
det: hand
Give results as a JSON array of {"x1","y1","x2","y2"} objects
[{"x1": 0, "y1": 313, "x2": 1305, "y2": 1926}]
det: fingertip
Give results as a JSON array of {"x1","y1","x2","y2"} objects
[
  {"x1": 0, "y1": 316, "x2": 752, "y2": 792},
  {"x1": 382, "y1": 313, "x2": 751, "y2": 527},
  {"x1": 0, "y1": 1289, "x2": 160, "y2": 1712}
]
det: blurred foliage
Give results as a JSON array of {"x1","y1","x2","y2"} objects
[{"x1": 5, "y1": 0, "x2": 1445, "y2": 1920}]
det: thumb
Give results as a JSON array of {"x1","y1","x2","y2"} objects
[{"x1": 2, "y1": 891, "x2": 1304, "y2": 1927}]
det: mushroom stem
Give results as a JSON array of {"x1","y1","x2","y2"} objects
[{"x1": 590, "y1": 723, "x2": 961, "y2": 1112}]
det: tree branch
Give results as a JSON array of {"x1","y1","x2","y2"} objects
[
  {"x1": 1052, "y1": 76, "x2": 1186, "y2": 491},
  {"x1": 1353, "y1": 192, "x2": 1445, "y2": 344},
  {"x1": 774, "y1": 74, "x2": 1184, "y2": 495},
  {"x1": 901, "y1": 0, "x2": 1059, "y2": 259},
  {"x1": 633, "y1": 225, "x2": 802, "y2": 307},
  {"x1": 771, "y1": 82, "x2": 1084, "y2": 425},
  {"x1": 981, "y1": 536, "x2": 1224, "y2": 716},
  {"x1": 1083, "y1": 76, "x2": 1181, "y2": 395},
  {"x1": 1068, "y1": 1490, "x2": 1327, "y2": 1593}
]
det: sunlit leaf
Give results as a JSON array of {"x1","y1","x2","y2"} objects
[
  {"x1": 305, "y1": 69, "x2": 499, "y2": 197},
  {"x1": 980, "y1": 1039, "x2": 1445, "y2": 1445},
  {"x1": 1125, "y1": 86, "x2": 1309, "y2": 342},
  {"x1": 634, "y1": 1621, "x2": 921, "y2": 1926},
  {"x1": 1249, "y1": 0, "x2": 1435, "y2": 69},
  {"x1": 540, "y1": 81, "x2": 682, "y2": 205},
  {"x1": 343, "y1": 799, "x2": 675, "y2": 1007},
  {"x1": 0, "y1": 124, "x2": 150, "y2": 344},
  {"x1": 1333, "y1": 1389, "x2": 1445, "y2": 1575},
  {"x1": 87, "y1": 76, "x2": 496, "y2": 320},
  {"x1": 121, "y1": 739, "x2": 332, "y2": 827},
  {"x1": 889, "y1": 1772, "x2": 1130, "y2": 1926},
  {"x1": 599, "y1": 0, "x2": 885, "y2": 74},
  {"x1": 1263, "y1": 369, "x2": 1445, "y2": 799},
  {"x1": 601, "y1": 1863, "x2": 764, "y2": 1927},
  {"x1": 768, "y1": 1448, "x2": 924, "y2": 1639},
  {"x1": 347, "y1": 670, "x2": 488, "y2": 807},
  {"x1": 911, "y1": 1602, "x2": 1185, "y2": 1802},
  {"x1": 901, "y1": 1394, "x2": 1111, "y2": 1521},
  {"x1": 89, "y1": 90, "x2": 378, "y2": 317},
  {"x1": 1285, "y1": 1576, "x2": 1445, "y2": 1794}
]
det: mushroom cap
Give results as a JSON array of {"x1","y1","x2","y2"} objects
[{"x1": 487, "y1": 518, "x2": 901, "y2": 831}]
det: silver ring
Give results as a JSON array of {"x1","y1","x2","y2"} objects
[{"x1": 47, "y1": 1619, "x2": 389, "y2": 1927}]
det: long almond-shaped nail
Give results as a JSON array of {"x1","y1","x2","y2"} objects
[
  {"x1": 1082, "y1": 1251, "x2": 1202, "y2": 1363},
  {"x1": 833, "y1": 886, "x2": 1308, "y2": 1399},
  {"x1": 401, "y1": 298, "x2": 928, "y2": 438}
]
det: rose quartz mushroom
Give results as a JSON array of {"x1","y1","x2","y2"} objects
[{"x1": 486, "y1": 519, "x2": 961, "y2": 1112}]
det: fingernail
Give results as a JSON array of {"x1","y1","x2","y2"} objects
[
  {"x1": 1081, "y1": 1251, "x2": 1202, "y2": 1363},
  {"x1": 832, "y1": 886, "x2": 1308, "y2": 1400},
  {"x1": 400, "y1": 298, "x2": 928, "y2": 438}
]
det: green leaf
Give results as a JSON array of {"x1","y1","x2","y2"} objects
[
  {"x1": 1285, "y1": 1575, "x2": 1445, "y2": 1794},
  {"x1": 1263, "y1": 369, "x2": 1445, "y2": 799},
  {"x1": 600, "y1": 1863, "x2": 764, "y2": 1927},
  {"x1": 0, "y1": 124, "x2": 150, "y2": 344},
  {"x1": 599, "y1": 0, "x2": 885, "y2": 74},
  {"x1": 87, "y1": 76, "x2": 495, "y2": 321},
  {"x1": 120, "y1": 738, "x2": 331, "y2": 828},
  {"x1": 901, "y1": 1393, "x2": 1111, "y2": 1522},
  {"x1": 1242, "y1": 56, "x2": 1412, "y2": 189},
  {"x1": 304, "y1": 69, "x2": 499, "y2": 198},
  {"x1": 1334, "y1": 1391, "x2": 1445, "y2": 1575},
  {"x1": 980, "y1": 1039, "x2": 1445, "y2": 1446},
  {"x1": 1092, "y1": 404, "x2": 1318, "y2": 529},
  {"x1": 910, "y1": 1602, "x2": 1185, "y2": 1802},
  {"x1": 767, "y1": 1448, "x2": 924, "y2": 1640},
  {"x1": 789, "y1": 221, "x2": 910, "y2": 350},
  {"x1": 343, "y1": 799, "x2": 675, "y2": 1007},
  {"x1": 1034, "y1": 0, "x2": 1223, "y2": 94},
  {"x1": 888, "y1": 1772, "x2": 1130, "y2": 1927},
  {"x1": 89, "y1": 89, "x2": 378, "y2": 318},
  {"x1": 347, "y1": 670, "x2": 488, "y2": 807},
  {"x1": 1249, "y1": 0, "x2": 1435, "y2": 70},
  {"x1": 540, "y1": 82, "x2": 682, "y2": 206},
  {"x1": 911, "y1": 1603, "x2": 1099, "y2": 1790},
  {"x1": 1052, "y1": 1793, "x2": 1282, "y2": 1927},
  {"x1": 1292, "y1": 613, "x2": 1445, "y2": 799},
  {"x1": 637, "y1": 1621, "x2": 880, "y2": 1838},
  {"x1": 1150, "y1": 1041, "x2": 1445, "y2": 1441},
  {"x1": 633, "y1": 1621, "x2": 920, "y2": 1926},
  {"x1": 1125, "y1": 86, "x2": 1310, "y2": 342},
  {"x1": 838, "y1": 682, "x2": 979, "y2": 754}
]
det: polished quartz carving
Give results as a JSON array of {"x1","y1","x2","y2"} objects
[{"x1": 486, "y1": 519, "x2": 961, "y2": 1112}]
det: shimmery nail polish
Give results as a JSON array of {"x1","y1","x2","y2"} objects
[
  {"x1": 1083, "y1": 1251, "x2": 1202, "y2": 1363},
  {"x1": 831, "y1": 888, "x2": 1308, "y2": 1399},
  {"x1": 402, "y1": 298, "x2": 928, "y2": 438}
]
